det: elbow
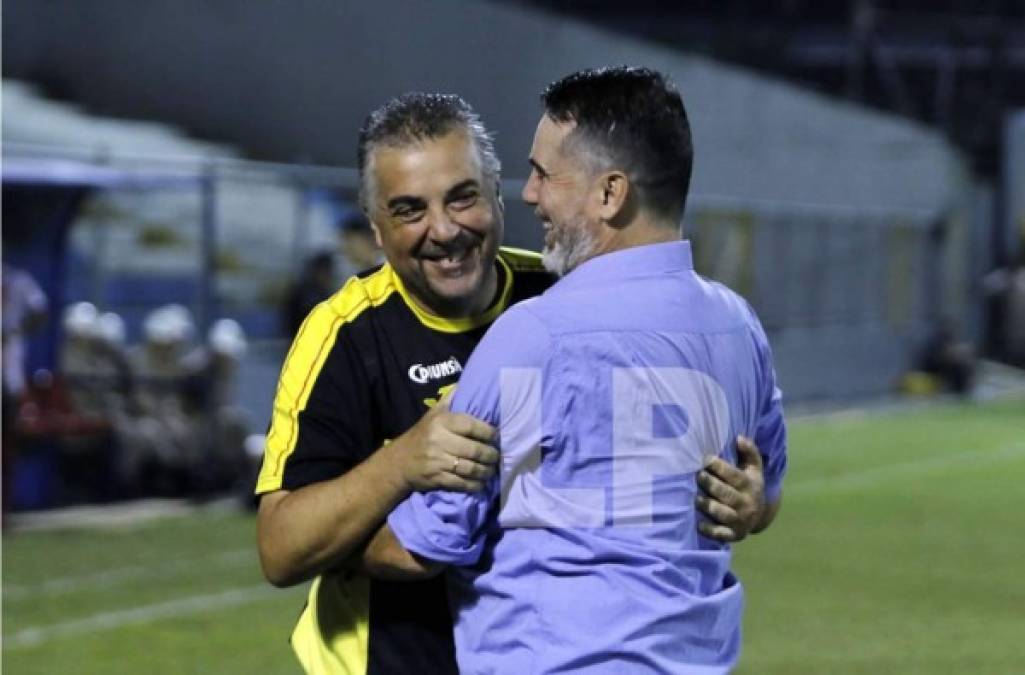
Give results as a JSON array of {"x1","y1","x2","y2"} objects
[
  {"x1": 261, "y1": 565, "x2": 297, "y2": 589},
  {"x1": 256, "y1": 491, "x2": 313, "y2": 588},
  {"x1": 262, "y1": 567, "x2": 292, "y2": 589},
  {"x1": 363, "y1": 550, "x2": 444, "y2": 581},
  {"x1": 258, "y1": 543, "x2": 305, "y2": 588},
  {"x1": 363, "y1": 525, "x2": 445, "y2": 581}
]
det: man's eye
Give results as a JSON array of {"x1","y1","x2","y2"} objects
[
  {"x1": 450, "y1": 194, "x2": 478, "y2": 210},
  {"x1": 392, "y1": 209, "x2": 423, "y2": 223}
]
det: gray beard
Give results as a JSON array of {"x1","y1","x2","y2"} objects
[{"x1": 542, "y1": 221, "x2": 598, "y2": 278}]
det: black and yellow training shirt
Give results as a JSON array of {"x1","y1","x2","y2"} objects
[{"x1": 256, "y1": 247, "x2": 554, "y2": 675}]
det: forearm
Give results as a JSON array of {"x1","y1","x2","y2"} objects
[
  {"x1": 360, "y1": 524, "x2": 444, "y2": 581},
  {"x1": 257, "y1": 442, "x2": 411, "y2": 587}
]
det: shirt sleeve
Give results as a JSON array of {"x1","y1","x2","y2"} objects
[
  {"x1": 388, "y1": 302, "x2": 550, "y2": 565},
  {"x1": 749, "y1": 313, "x2": 788, "y2": 503},
  {"x1": 255, "y1": 299, "x2": 375, "y2": 494}
]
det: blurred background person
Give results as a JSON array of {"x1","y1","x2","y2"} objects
[
  {"x1": 57, "y1": 303, "x2": 125, "y2": 501},
  {"x1": 983, "y1": 249, "x2": 1025, "y2": 368},
  {"x1": 122, "y1": 304, "x2": 196, "y2": 495},
  {"x1": 280, "y1": 250, "x2": 336, "y2": 339},
  {"x1": 60, "y1": 303, "x2": 133, "y2": 423},
  {"x1": 916, "y1": 318, "x2": 977, "y2": 396},
  {"x1": 336, "y1": 209, "x2": 382, "y2": 277},
  {"x1": 181, "y1": 318, "x2": 253, "y2": 496},
  {"x1": 280, "y1": 211, "x2": 384, "y2": 339},
  {"x1": 2, "y1": 263, "x2": 48, "y2": 408},
  {"x1": 2, "y1": 263, "x2": 48, "y2": 522}
]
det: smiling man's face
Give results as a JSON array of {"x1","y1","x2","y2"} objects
[
  {"x1": 367, "y1": 129, "x2": 503, "y2": 317},
  {"x1": 521, "y1": 115, "x2": 602, "y2": 277}
]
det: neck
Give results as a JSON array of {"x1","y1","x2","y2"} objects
[
  {"x1": 592, "y1": 217, "x2": 679, "y2": 260},
  {"x1": 465, "y1": 263, "x2": 500, "y2": 316}
]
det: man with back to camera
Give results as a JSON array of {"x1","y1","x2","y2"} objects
[
  {"x1": 372, "y1": 67, "x2": 788, "y2": 674},
  {"x1": 257, "y1": 88, "x2": 772, "y2": 674}
]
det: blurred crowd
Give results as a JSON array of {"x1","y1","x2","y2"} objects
[{"x1": 13, "y1": 301, "x2": 256, "y2": 506}]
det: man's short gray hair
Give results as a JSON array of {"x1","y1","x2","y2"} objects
[{"x1": 357, "y1": 93, "x2": 501, "y2": 211}]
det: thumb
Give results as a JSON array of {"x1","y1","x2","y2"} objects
[
  {"x1": 435, "y1": 386, "x2": 456, "y2": 411},
  {"x1": 735, "y1": 435, "x2": 763, "y2": 470}
]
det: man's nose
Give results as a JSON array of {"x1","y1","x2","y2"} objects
[
  {"x1": 521, "y1": 174, "x2": 538, "y2": 205},
  {"x1": 427, "y1": 209, "x2": 461, "y2": 241}
]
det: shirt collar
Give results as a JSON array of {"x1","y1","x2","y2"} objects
[
  {"x1": 387, "y1": 255, "x2": 514, "y2": 333},
  {"x1": 550, "y1": 240, "x2": 693, "y2": 293}
]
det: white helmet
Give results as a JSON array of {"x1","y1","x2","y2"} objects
[
  {"x1": 143, "y1": 304, "x2": 195, "y2": 344},
  {"x1": 209, "y1": 318, "x2": 247, "y2": 359},
  {"x1": 160, "y1": 304, "x2": 195, "y2": 343},
  {"x1": 97, "y1": 312, "x2": 126, "y2": 346},
  {"x1": 63, "y1": 302, "x2": 100, "y2": 338}
]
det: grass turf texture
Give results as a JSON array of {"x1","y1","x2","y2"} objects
[
  {"x1": 3, "y1": 396, "x2": 1023, "y2": 674},
  {"x1": 735, "y1": 396, "x2": 1025, "y2": 674}
]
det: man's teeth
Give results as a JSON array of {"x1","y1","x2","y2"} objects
[{"x1": 436, "y1": 250, "x2": 468, "y2": 263}]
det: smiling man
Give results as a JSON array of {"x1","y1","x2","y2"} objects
[{"x1": 254, "y1": 94, "x2": 554, "y2": 674}]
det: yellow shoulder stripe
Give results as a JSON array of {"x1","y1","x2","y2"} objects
[
  {"x1": 256, "y1": 268, "x2": 397, "y2": 494},
  {"x1": 498, "y1": 246, "x2": 544, "y2": 271}
]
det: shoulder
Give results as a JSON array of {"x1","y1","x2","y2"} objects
[
  {"x1": 323, "y1": 266, "x2": 396, "y2": 321},
  {"x1": 472, "y1": 300, "x2": 551, "y2": 370},
  {"x1": 295, "y1": 266, "x2": 398, "y2": 336},
  {"x1": 287, "y1": 267, "x2": 399, "y2": 365},
  {"x1": 497, "y1": 246, "x2": 544, "y2": 272},
  {"x1": 498, "y1": 247, "x2": 557, "y2": 303},
  {"x1": 688, "y1": 272, "x2": 761, "y2": 327},
  {"x1": 702, "y1": 278, "x2": 775, "y2": 356},
  {"x1": 451, "y1": 301, "x2": 551, "y2": 419},
  {"x1": 498, "y1": 247, "x2": 557, "y2": 302}
]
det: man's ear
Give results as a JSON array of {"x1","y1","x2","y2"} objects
[
  {"x1": 495, "y1": 179, "x2": 505, "y2": 213},
  {"x1": 596, "y1": 171, "x2": 629, "y2": 222},
  {"x1": 368, "y1": 218, "x2": 384, "y2": 248}
]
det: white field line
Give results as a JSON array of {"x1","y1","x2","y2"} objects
[
  {"x1": 2, "y1": 549, "x2": 254, "y2": 601},
  {"x1": 6, "y1": 499, "x2": 200, "y2": 533},
  {"x1": 787, "y1": 443, "x2": 1025, "y2": 497},
  {"x1": 3, "y1": 584, "x2": 280, "y2": 650}
]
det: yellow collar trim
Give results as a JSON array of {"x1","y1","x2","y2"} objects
[{"x1": 387, "y1": 255, "x2": 513, "y2": 333}]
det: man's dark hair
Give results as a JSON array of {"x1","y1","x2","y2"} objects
[
  {"x1": 542, "y1": 66, "x2": 693, "y2": 223},
  {"x1": 357, "y1": 93, "x2": 501, "y2": 211}
]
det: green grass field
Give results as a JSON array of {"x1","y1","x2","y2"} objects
[{"x1": 4, "y1": 396, "x2": 1023, "y2": 674}]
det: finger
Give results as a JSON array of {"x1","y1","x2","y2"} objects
[
  {"x1": 702, "y1": 457, "x2": 749, "y2": 491},
  {"x1": 697, "y1": 470, "x2": 743, "y2": 508},
  {"x1": 444, "y1": 413, "x2": 498, "y2": 443},
  {"x1": 449, "y1": 439, "x2": 499, "y2": 466},
  {"x1": 435, "y1": 437, "x2": 498, "y2": 466},
  {"x1": 435, "y1": 474, "x2": 485, "y2": 493},
  {"x1": 436, "y1": 387, "x2": 456, "y2": 410},
  {"x1": 695, "y1": 494, "x2": 739, "y2": 526},
  {"x1": 449, "y1": 454, "x2": 497, "y2": 481},
  {"x1": 698, "y1": 520, "x2": 739, "y2": 543},
  {"x1": 735, "y1": 435, "x2": 764, "y2": 470}
]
